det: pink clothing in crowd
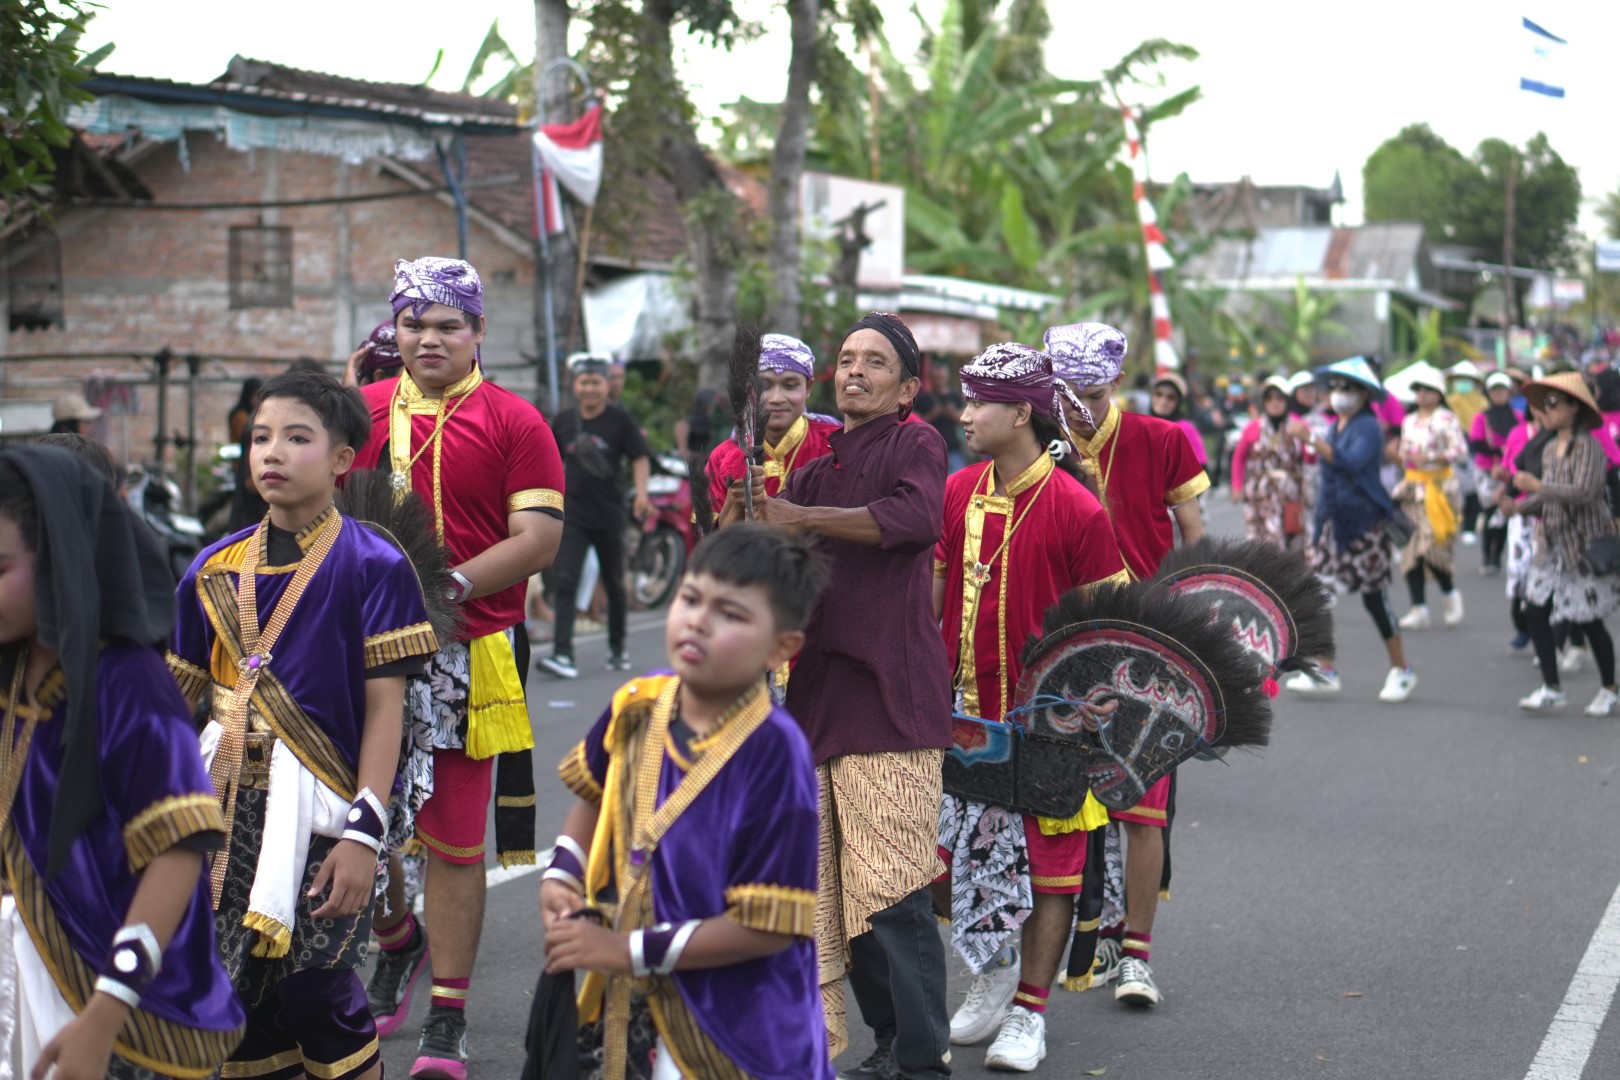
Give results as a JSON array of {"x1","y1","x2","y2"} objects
[
  {"x1": 1373, "y1": 394, "x2": 1406, "y2": 433},
  {"x1": 1175, "y1": 418, "x2": 1208, "y2": 466},
  {"x1": 1469, "y1": 409, "x2": 1522, "y2": 472},
  {"x1": 1230, "y1": 413, "x2": 1301, "y2": 492}
]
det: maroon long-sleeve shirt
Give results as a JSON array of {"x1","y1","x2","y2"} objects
[{"x1": 781, "y1": 412, "x2": 953, "y2": 764}]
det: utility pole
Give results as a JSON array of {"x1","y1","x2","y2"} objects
[
  {"x1": 1503, "y1": 147, "x2": 1519, "y2": 335},
  {"x1": 533, "y1": 0, "x2": 574, "y2": 414}
]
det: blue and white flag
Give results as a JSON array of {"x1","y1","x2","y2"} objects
[{"x1": 1520, "y1": 16, "x2": 1567, "y2": 99}]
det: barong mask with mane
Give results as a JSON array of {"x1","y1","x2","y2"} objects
[{"x1": 944, "y1": 582, "x2": 1273, "y2": 816}]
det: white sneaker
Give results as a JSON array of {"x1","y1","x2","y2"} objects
[
  {"x1": 949, "y1": 947, "x2": 1020, "y2": 1045},
  {"x1": 1519, "y1": 685, "x2": 1568, "y2": 711},
  {"x1": 1285, "y1": 669, "x2": 1341, "y2": 694},
  {"x1": 1115, "y1": 956, "x2": 1163, "y2": 1007},
  {"x1": 984, "y1": 1007, "x2": 1046, "y2": 1072},
  {"x1": 1461, "y1": 531, "x2": 1479, "y2": 546},
  {"x1": 1442, "y1": 591, "x2": 1465, "y2": 626},
  {"x1": 1090, "y1": 936, "x2": 1122, "y2": 985},
  {"x1": 1586, "y1": 688, "x2": 1619, "y2": 717},
  {"x1": 1561, "y1": 647, "x2": 1589, "y2": 674},
  {"x1": 1378, "y1": 667, "x2": 1417, "y2": 703},
  {"x1": 1399, "y1": 606, "x2": 1431, "y2": 631}
]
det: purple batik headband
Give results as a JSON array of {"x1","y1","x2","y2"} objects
[
  {"x1": 1044, "y1": 322, "x2": 1127, "y2": 387},
  {"x1": 389, "y1": 257, "x2": 485, "y2": 319},
  {"x1": 960, "y1": 342, "x2": 1093, "y2": 437},
  {"x1": 759, "y1": 333, "x2": 816, "y2": 379}
]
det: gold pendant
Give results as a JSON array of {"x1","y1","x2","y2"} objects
[{"x1": 969, "y1": 562, "x2": 992, "y2": 590}]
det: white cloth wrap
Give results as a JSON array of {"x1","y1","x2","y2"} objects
[
  {"x1": 201, "y1": 720, "x2": 349, "y2": 945},
  {"x1": 1, "y1": 895, "x2": 77, "y2": 1079}
]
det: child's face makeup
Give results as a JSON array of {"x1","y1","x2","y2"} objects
[
  {"x1": 0, "y1": 515, "x2": 37, "y2": 647},
  {"x1": 249, "y1": 397, "x2": 354, "y2": 523},
  {"x1": 665, "y1": 573, "x2": 798, "y2": 694}
]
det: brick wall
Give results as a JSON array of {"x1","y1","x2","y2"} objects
[{"x1": 0, "y1": 137, "x2": 544, "y2": 474}]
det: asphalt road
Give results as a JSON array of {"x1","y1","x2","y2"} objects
[{"x1": 380, "y1": 500, "x2": 1620, "y2": 1079}]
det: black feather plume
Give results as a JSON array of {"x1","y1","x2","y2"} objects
[
  {"x1": 688, "y1": 451, "x2": 715, "y2": 540},
  {"x1": 338, "y1": 469, "x2": 463, "y2": 649},
  {"x1": 727, "y1": 324, "x2": 764, "y2": 519},
  {"x1": 1152, "y1": 536, "x2": 1336, "y2": 673},
  {"x1": 1020, "y1": 581, "x2": 1272, "y2": 751}
]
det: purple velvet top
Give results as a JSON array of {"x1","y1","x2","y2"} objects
[
  {"x1": 575, "y1": 680, "x2": 832, "y2": 1079},
  {"x1": 780, "y1": 413, "x2": 953, "y2": 763},
  {"x1": 169, "y1": 511, "x2": 437, "y2": 796},
  {"x1": 4, "y1": 641, "x2": 245, "y2": 1065}
]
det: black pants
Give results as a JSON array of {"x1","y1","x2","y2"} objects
[
  {"x1": 550, "y1": 522, "x2": 628, "y2": 657},
  {"x1": 1364, "y1": 588, "x2": 1397, "y2": 642},
  {"x1": 1462, "y1": 492, "x2": 1482, "y2": 533},
  {"x1": 846, "y1": 887, "x2": 951, "y2": 1078},
  {"x1": 1405, "y1": 561, "x2": 1454, "y2": 606},
  {"x1": 1483, "y1": 523, "x2": 1508, "y2": 570},
  {"x1": 1527, "y1": 600, "x2": 1616, "y2": 688}
]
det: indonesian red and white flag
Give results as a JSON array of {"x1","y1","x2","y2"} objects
[{"x1": 532, "y1": 103, "x2": 604, "y2": 237}]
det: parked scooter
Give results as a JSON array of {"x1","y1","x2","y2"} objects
[
  {"x1": 629, "y1": 452, "x2": 697, "y2": 610},
  {"x1": 125, "y1": 464, "x2": 206, "y2": 581}
]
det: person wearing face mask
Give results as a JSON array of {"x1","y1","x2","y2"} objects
[
  {"x1": 1230, "y1": 375, "x2": 1308, "y2": 549},
  {"x1": 1391, "y1": 363, "x2": 1468, "y2": 631},
  {"x1": 1470, "y1": 372, "x2": 1523, "y2": 576},
  {"x1": 1148, "y1": 373, "x2": 1208, "y2": 478},
  {"x1": 1285, "y1": 356, "x2": 1417, "y2": 703}
]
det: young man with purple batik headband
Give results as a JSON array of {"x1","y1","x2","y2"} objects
[{"x1": 352, "y1": 256, "x2": 567, "y2": 1080}]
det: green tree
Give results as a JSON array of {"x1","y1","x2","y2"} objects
[
  {"x1": 1363, "y1": 123, "x2": 1478, "y2": 242},
  {"x1": 1255, "y1": 277, "x2": 1347, "y2": 371},
  {"x1": 1463, "y1": 133, "x2": 1582, "y2": 271},
  {"x1": 1597, "y1": 188, "x2": 1620, "y2": 241},
  {"x1": 2, "y1": 1, "x2": 114, "y2": 221}
]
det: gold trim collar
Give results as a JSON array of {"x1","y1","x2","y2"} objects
[
  {"x1": 394, "y1": 365, "x2": 483, "y2": 412},
  {"x1": 1075, "y1": 402, "x2": 1120, "y2": 459}
]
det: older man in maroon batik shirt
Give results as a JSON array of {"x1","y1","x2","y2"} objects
[{"x1": 749, "y1": 313, "x2": 953, "y2": 1080}]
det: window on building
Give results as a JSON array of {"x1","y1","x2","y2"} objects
[
  {"x1": 6, "y1": 228, "x2": 64, "y2": 332},
  {"x1": 229, "y1": 225, "x2": 293, "y2": 309}
]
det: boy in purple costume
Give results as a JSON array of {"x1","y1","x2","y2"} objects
[
  {"x1": 0, "y1": 446, "x2": 245, "y2": 1080},
  {"x1": 167, "y1": 372, "x2": 438, "y2": 1080},
  {"x1": 539, "y1": 525, "x2": 833, "y2": 1080}
]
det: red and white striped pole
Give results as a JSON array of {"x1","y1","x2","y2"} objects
[{"x1": 1119, "y1": 104, "x2": 1180, "y2": 373}]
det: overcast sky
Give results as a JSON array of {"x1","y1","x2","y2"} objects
[{"x1": 85, "y1": 0, "x2": 1615, "y2": 235}]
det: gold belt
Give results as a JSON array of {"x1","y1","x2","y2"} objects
[{"x1": 238, "y1": 731, "x2": 276, "y2": 790}]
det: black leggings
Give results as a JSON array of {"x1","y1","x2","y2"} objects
[
  {"x1": 1527, "y1": 601, "x2": 1616, "y2": 688},
  {"x1": 1511, "y1": 593, "x2": 1529, "y2": 636},
  {"x1": 1405, "y1": 561, "x2": 1455, "y2": 606},
  {"x1": 1463, "y1": 492, "x2": 1482, "y2": 533},
  {"x1": 1363, "y1": 589, "x2": 1398, "y2": 642},
  {"x1": 1483, "y1": 523, "x2": 1508, "y2": 569}
]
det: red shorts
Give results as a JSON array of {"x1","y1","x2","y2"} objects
[
  {"x1": 1110, "y1": 775, "x2": 1170, "y2": 828},
  {"x1": 935, "y1": 816, "x2": 1088, "y2": 896},
  {"x1": 414, "y1": 749, "x2": 493, "y2": 865},
  {"x1": 1022, "y1": 816, "x2": 1087, "y2": 895}
]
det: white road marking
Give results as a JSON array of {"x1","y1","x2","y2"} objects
[{"x1": 1525, "y1": 878, "x2": 1620, "y2": 1079}]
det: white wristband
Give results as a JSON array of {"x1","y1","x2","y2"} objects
[
  {"x1": 656, "y1": 920, "x2": 702, "y2": 975},
  {"x1": 553, "y1": 834, "x2": 588, "y2": 866},
  {"x1": 541, "y1": 867, "x2": 584, "y2": 894},
  {"x1": 629, "y1": 929, "x2": 650, "y2": 978}
]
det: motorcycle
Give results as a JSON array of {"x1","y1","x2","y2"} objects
[
  {"x1": 124, "y1": 464, "x2": 207, "y2": 581},
  {"x1": 629, "y1": 452, "x2": 697, "y2": 610}
]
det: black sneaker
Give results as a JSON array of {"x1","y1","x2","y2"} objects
[
  {"x1": 606, "y1": 652, "x2": 632, "y2": 672},
  {"x1": 366, "y1": 923, "x2": 430, "y2": 1038},
  {"x1": 536, "y1": 654, "x2": 578, "y2": 679},
  {"x1": 410, "y1": 1006, "x2": 468, "y2": 1079},
  {"x1": 838, "y1": 1045, "x2": 898, "y2": 1079}
]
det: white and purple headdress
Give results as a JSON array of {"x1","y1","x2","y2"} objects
[
  {"x1": 389, "y1": 257, "x2": 485, "y2": 319},
  {"x1": 960, "y1": 342, "x2": 1094, "y2": 439},
  {"x1": 759, "y1": 333, "x2": 816, "y2": 380},
  {"x1": 1044, "y1": 322, "x2": 1127, "y2": 387}
]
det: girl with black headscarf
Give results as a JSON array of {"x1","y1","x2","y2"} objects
[{"x1": 0, "y1": 446, "x2": 244, "y2": 1079}]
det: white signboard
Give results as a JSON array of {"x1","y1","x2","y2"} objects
[
  {"x1": 1552, "y1": 278, "x2": 1587, "y2": 307},
  {"x1": 1598, "y1": 241, "x2": 1620, "y2": 273},
  {"x1": 800, "y1": 173, "x2": 907, "y2": 290}
]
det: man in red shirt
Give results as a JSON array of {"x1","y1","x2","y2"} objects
[
  {"x1": 707, "y1": 333, "x2": 839, "y2": 522},
  {"x1": 353, "y1": 257, "x2": 565, "y2": 1079},
  {"x1": 933, "y1": 343, "x2": 1126, "y2": 1071},
  {"x1": 1045, "y1": 321, "x2": 1207, "y2": 1013}
]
